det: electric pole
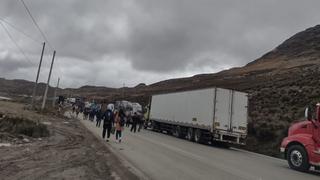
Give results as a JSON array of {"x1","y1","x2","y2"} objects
[
  {"x1": 52, "y1": 77, "x2": 60, "y2": 107},
  {"x1": 31, "y1": 42, "x2": 45, "y2": 108},
  {"x1": 122, "y1": 83, "x2": 125, "y2": 100},
  {"x1": 41, "y1": 50, "x2": 56, "y2": 111}
]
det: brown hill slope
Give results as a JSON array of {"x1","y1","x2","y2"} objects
[
  {"x1": 144, "y1": 25, "x2": 320, "y2": 92},
  {"x1": 0, "y1": 78, "x2": 55, "y2": 97}
]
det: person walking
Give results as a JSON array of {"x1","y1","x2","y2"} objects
[
  {"x1": 125, "y1": 113, "x2": 131, "y2": 127},
  {"x1": 138, "y1": 113, "x2": 143, "y2": 132},
  {"x1": 115, "y1": 109, "x2": 125, "y2": 143},
  {"x1": 96, "y1": 109, "x2": 102, "y2": 127},
  {"x1": 89, "y1": 109, "x2": 95, "y2": 121},
  {"x1": 72, "y1": 105, "x2": 75, "y2": 114},
  {"x1": 83, "y1": 107, "x2": 89, "y2": 120},
  {"x1": 102, "y1": 107, "x2": 114, "y2": 142},
  {"x1": 75, "y1": 106, "x2": 80, "y2": 118},
  {"x1": 130, "y1": 112, "x2": 138, "y2": 133},
  {"x1": 79, "y1": 105, "x2": 83, "y2": 115}
]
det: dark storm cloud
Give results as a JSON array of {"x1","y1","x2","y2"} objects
[
  {"x1": 0, "y1": 0, "x2": 320, "y2": 87},
  {"x1": 0, "y1": 54, "x2": 35, "y2": 73},
  {"x1": 126, "y1": 0, "x2": 320, "y2": 72}
]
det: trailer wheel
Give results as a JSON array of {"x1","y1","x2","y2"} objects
[
  {"x1": 143, "y1": 121, "x2": 148, "y2": 129},
  {"x1": 287, "y1": 145, "x2": 310, "y2": 172},
  {"x1": 172, "y1": 126, "x2": 182, "y2": 138},
  {"x1": 150, "y1": 121, "x2": 157, "y2": 131},
  {"x1": 194, "y1": 129, "x2": 201, "y2": 143},
  {"x1": 186, "y1": 128, "x2": 194, "y2": 141}
]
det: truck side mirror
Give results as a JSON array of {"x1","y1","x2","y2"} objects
[{"x1": 305, "y1": 107, "x2": 312, "y2": 121}]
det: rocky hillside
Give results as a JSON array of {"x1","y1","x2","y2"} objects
[
  {"x1": 0, "y1": 78, "x2": 56, "y2": 104},
  {"x1": 2, "y1": 24, "x2": 320, "y2": 157}
]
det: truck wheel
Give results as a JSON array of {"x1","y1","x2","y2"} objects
[
  {"x1": 186, "y1": 128, "x2": 194, "y2": 141},
  {"x1": 287, "y1": 145, "x2": 310, "y2": 172},
  {"x1": 172, "y1": 126, "x2": 182, "y2": 138},
  {"x1": 150, "y1": 121, "x2": 157, "y2": 131},
  {"x1": 143, "y1": 121, "x2": 148, "y2": 129},
  {"x1": 194, "y1": 129, "x2": 201, "y2": 143}
]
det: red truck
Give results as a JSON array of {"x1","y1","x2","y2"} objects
[{"x1": 280, "y1": 104, "x2": 320, "y2": 171}]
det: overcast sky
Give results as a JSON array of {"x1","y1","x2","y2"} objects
[{"x1": 0, "y1": 0, "x2": 320, "y2": 88}]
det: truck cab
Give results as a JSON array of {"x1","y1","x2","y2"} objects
[{"x1": 280, "y1": 104, "x2": 320, "y2": 171}]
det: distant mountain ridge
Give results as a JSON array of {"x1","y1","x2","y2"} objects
[{"x1": 0, "y1": 78, "x2": 53, "y2": 97}]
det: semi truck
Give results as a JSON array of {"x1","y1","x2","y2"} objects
[
  {"x1": 280, "y1": 104, "x2": 320, "y2": 172},
  {"x1": 147, "y1": 87, "x2": 248, "y2": 145}
]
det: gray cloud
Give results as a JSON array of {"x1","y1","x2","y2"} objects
[
  {"x1": 0, "y1": 54, "x2": 34, "y2": 73},
  {"x1": 0, "y1": 0, "x2": 320, "y2": 88},
  {"x1": 124, "y1": 0, "x2": 320, "y2": 71}
]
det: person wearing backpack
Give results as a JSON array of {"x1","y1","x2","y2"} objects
[
  {"x1": 131, "y1": 112, "x2": 138, "y2": 133},
  {"x1": 96, "y1": 108, "x2": 102, "y2": 127},
  {"x1": 102, "y1": 106, "x2": 114, "y2": 142}
]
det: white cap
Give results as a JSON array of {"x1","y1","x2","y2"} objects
[{"x1": 107, "y1": 104, "x2": 113, "y2": 110}]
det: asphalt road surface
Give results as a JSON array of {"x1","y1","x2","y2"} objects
[{"x1": 78, "y1": 116, "x2": 320, "y2": 180}]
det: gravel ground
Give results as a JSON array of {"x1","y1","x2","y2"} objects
[{"x1": 0, "y1": 101, "x2": 138, "y2": 180}]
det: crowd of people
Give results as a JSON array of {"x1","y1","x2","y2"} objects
[{"x1": 72, "y1": 103, "x2": 144, "y2": 143}]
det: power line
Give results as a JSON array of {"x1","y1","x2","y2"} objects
[
  {"x1": 53, "y1": 55, "x2": 64, "y2": 78},
  {"x1": 0, "y1": 18, "x2": 42, "y2": 44},
  {"x1": 19, "y1": 0, "x2": 53, "y2": 49},
  {"x1": 0, "y1": 21, "x2": 34, "y2": 65},
  {"x1": 19, "y1": 0, "x2": 64, "y2": 80}
]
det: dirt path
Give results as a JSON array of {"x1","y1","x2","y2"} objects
[{"x1": 0, "y1": 102, "x2": 139, "y2": 180}]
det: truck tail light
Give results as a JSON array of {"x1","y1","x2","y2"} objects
[{"x1": 214, "y1": 122, "x2": 220, "y2": 127}]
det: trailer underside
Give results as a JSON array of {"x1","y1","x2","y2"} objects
[{"x1": 149, "y1": 120, "x2": 246, "y2": 145}]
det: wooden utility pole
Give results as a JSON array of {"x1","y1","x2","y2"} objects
[
  {"x1": 52, "y1": 77, "x2": 60, "y2": 107},
  {"x1": 122, "y1": 83, "x2": 125, "y2": 99},
  {"x1": 31, "y1": 42, "x2": 45, "y2": 108},
  {"x1": 41, "y1": 50, "x2": 56, "y2": 111}
]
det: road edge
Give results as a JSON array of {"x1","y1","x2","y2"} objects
[{"x1": 70, "y1": 112, "x2": 150, "y2": 180}]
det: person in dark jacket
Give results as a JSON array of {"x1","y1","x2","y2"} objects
[
  {"x1": 102, "y1": 108, "x2": 114, "y2": 142},
  {"x1": 96, "y1": 109, "x2": 102, "y2": 127},
  {"x1": 130, "y1": 112, "x2": 139, "y2": 133},
  {"x1": 75, "y1": 106, "x2": 80, "y2": 118},
  {"x1": 126, "y1": 113, "x2": 131, "y2": 127},
  {"x1": 89, "y1": 109, "x2": 95, "y2": 121},
  {"x1": 138, "y1": 113, "x2": 143, "y2": 132},
  {"x1": 83, "y1": 107, "x2": 89, "y2": 120}
]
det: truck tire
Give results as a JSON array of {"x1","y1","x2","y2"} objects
[
  {"x1": 172, "y1": 126, "x2": 182, "y2": 138},
  {"x1": 186, "y1": 128, "x2": 194, "y2": 141},
  {"x1": 194, "y1": 129, "x2": 201, "y2": 143},
  {"x1": 150, "y1": 121, "x2": 157, "y2": 132},
  {"x1": 143, "y1": 121, "x2": 148, "y2": 129},
  {"x1": 287, "y1": 145, "x2": 310, "y2": 172}
]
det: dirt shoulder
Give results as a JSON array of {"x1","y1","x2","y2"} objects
[{"x1": 0, "y1": 101, "x2": 139, "y2": 180}]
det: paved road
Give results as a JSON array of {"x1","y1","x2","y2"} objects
[{"x1": 79, "y1": 116, "x2": 320, "y2": 180}]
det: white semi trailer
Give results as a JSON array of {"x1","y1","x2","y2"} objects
[{"x1": 148, "y1": 88, "x2": 248, "y2": 145}]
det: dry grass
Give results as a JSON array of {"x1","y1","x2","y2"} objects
[{"x1": 0, "y1": 101, "x2": 50, "y2": 140}]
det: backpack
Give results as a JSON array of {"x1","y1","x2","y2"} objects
[
  {"x1": 119, "y1": 115, "x2": 125, "y2": 127},
  {"x1": 104, "y1": 111, "x2": 113, "y2": 125}
]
